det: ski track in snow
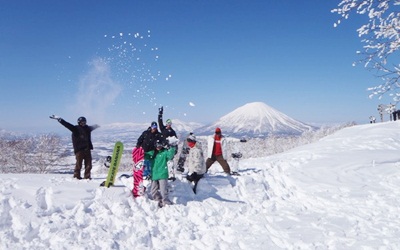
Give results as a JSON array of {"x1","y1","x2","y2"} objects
[{"x1": 1, "y1": 122, "x2": 400, "y2": 249}]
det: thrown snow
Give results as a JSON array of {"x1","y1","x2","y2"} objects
[{"x1": 1, "y1": 122, "x2": 400, "y2": 249}]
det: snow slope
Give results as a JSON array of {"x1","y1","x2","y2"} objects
[{"x1": 1, "y1": 122, "x2": 400, "y2": 249}]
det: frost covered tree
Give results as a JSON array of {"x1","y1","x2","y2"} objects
[
  {"x1": 332, "y1": 0, "x2": 400, "y2": 101},
  {"x1": 31, "y1": 134, "x2": 69, "y2": 173},
  {"x1": 0, "y1": 134, "x2": 68, "y2": 173}
]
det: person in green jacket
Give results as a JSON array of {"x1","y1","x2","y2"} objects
[{"x1": 145, "y1": 139, "x2": 176, "y2": 207}]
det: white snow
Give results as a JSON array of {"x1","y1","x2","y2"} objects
[
  {"x1": 1, "y1": 122, "x2": 400, "y2": 249},
  {"x1": 199, "y1": 102, "x2": 315, "y2": 136}
]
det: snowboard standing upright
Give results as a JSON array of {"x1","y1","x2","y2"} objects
[
  {"x1": 231, "y1": 152, "x2": 242, "y2": 174},
  {"x1": 176, "y1": 143, "x2": 190, "y2": 173},
  {"x1": 132, "y1": 147, "x2": 146, "y2": 197},
  {"x1": 101, "y1": 141, "x2": 124, "y2": 187}
]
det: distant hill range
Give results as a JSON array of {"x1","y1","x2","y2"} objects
[
  {"x1": 96, "y1": 120, "x2": 203, "y2": 143},
  {"x1": 194, "y1": 102, "x2": 316, "y2": 137},
  {"x1": 97, "y1": 102, "x2": 316, "y2": 140}
]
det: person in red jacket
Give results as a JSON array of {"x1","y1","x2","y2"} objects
[{"x1": 206, "y1": 127, "x2": 232, "y2": 175}]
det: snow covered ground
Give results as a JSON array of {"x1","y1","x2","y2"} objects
[{"x1": 1, "y1": 122, "x2": 400, "y2": 249}]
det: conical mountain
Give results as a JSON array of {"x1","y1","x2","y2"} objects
[{"x1": 195, "y1": 102, "x2": 316, "y2": 137}]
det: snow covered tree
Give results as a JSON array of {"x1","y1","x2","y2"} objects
[
  {"x1": 30, "y1": 134, "x2": 69, "y2": 173},
  {"x1": 0, "y1": 134, "x2": 68, "y2": 173},
  {"x1": 332, "y1": 0, "x2": 400, "y2": 101}
]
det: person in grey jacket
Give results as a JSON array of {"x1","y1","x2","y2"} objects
[{"x1": 185, "y1": 134, "x2": 206, "y2": 183}]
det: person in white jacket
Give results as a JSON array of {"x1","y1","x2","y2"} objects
[
  {"x1": 185, "y1": 134, "x2": 206, "y2": 183},
  {"x1": 206, "y1": 127, "x2": 232, "y2": 175}
]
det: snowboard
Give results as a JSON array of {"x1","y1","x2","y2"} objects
[
  {"x1": 167, "y1": 160, "x2": 176, "y2": 181},
  {"x1": 176, "y1": 144, "x2": 190, "y2": 172},
  {"x1": 166, "y1": 136, "x2": 178, "y2": 180},
  {"x1": 100, "y1": 141, "x2": 124, "y2": 187},
  {"x1": 132, "y1": 147, "x2": 146, "y2": 197},
  {"x1": 230, "y1": 152, "x2": 242, "y2": 176}
]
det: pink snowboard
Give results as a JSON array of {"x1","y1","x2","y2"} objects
[{"x1": 132, "y1": 147, "x2": 145, "y2": 197}]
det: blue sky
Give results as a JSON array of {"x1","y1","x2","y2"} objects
[{"x1": 0, "y1": 0, "x2": 392, "y2": 133}]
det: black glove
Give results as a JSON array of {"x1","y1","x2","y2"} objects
[{"x1": 158, "y1": 106, "x2": 163, "y2": 115}]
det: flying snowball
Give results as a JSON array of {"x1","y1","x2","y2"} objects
[{"x1": 189, "y1": 102, "x2": 195, "y2": 107}]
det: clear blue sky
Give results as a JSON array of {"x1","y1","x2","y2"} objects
[{"x1": 0, "y1": 0, "x2": 391, "y2": 133}]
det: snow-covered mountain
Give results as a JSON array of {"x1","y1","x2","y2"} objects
[{"x1": 195, "y1": 102, "x2": 316, "y2": 137}]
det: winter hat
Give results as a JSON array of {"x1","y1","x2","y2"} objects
[
  {"x1": 151, "y1": 121, "x2": 157, "y2": 129},
  {"x1": 155, "y1": 139, "x2": 166, "y2": 148},
  {"x1": 187, "y1": 134, "x2": 196, "y2": 142},
  {"x1": 215, "y1": 127, "x2": 221, "y2": 133},
  {"x1": 166, "y1": 119, "x2": 172, "y2": 126},
  {"x1": 77, "y1": 116, "x2": 87, "y2": 124}
]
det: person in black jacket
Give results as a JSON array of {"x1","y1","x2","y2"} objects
[
  {"x1": 136, "y1": 121, "x2": 163, "y2": 152},
  {"x1": 50, "y1": 115, "x2": 99, "y2": 180},
  {"x1": 136, "y1": 121, "x2": 163, "y2": 178},
  {"x1": 158, "y1": 106, "x2": 177, "y2": 139},
  {"x1": 158, "y1": 107, "x2": 179, "y2": 180}
]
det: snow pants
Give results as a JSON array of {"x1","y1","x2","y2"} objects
[
  {"x1": 206, "y1": 155, "x2": 231, "y2": 174},
  {"x1": 75, "y1": 149, "x2": 92, "y2": 179},
  {"x1": 150, "y1": 179, "x2": 170, "y2": 203}
]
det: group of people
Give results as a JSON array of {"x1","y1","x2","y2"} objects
[{"x1": 51, "y1": 107, "x2": 236, "y2": 207}]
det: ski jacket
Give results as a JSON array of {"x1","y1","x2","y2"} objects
[
  {"x1": 59, "y1": 119, "x2": 98, "y2": 154},
  {"x1": 187, "y1": 141, "x2": 206, "y2": 175},
  {"x1": 207, "y1": 135, "x2": 228, "y2": 159},
  {"x1": 146, "y1": 147, "x2": 176, "y2": 180},
  {"x1": 136, "y1": 128, "x2": 163, "y2": 152}
]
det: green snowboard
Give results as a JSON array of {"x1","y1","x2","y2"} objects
[{"x1": 101, "y1": 141, "x2": 124, "y2": 188}]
